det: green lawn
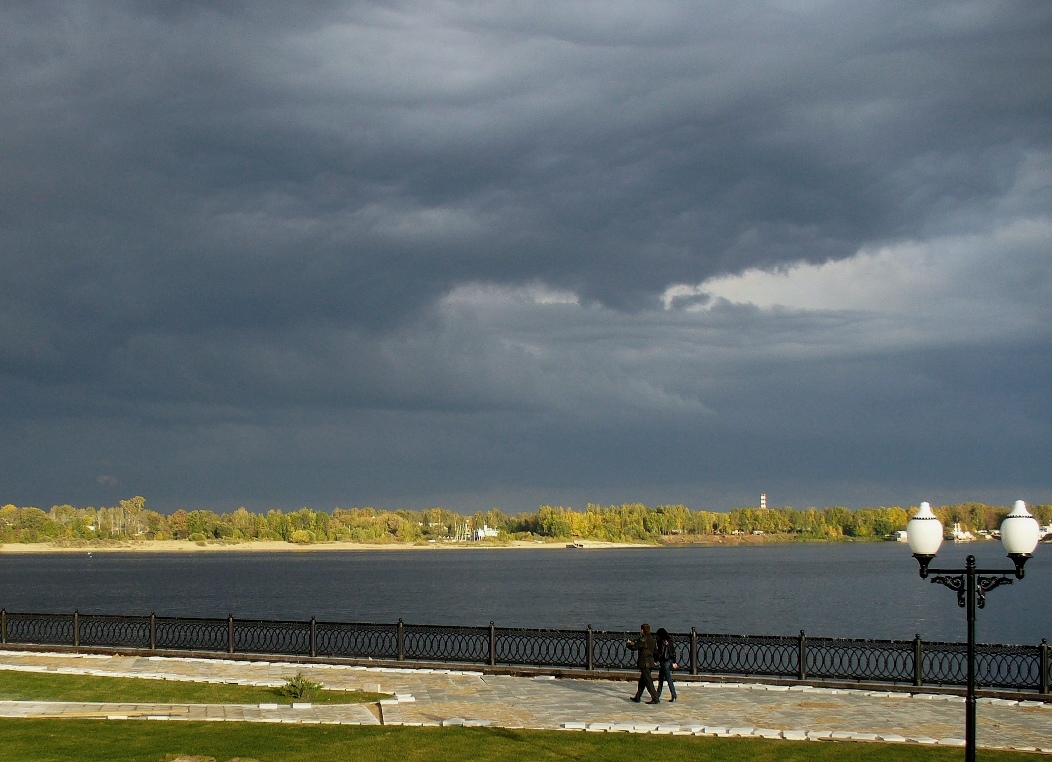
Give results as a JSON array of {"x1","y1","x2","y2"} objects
[
  {"x1": 0, "y1": 669, "x2": 387, "y2": 705},
  {"x1": 0, "y1": 720, "x2": 1043, "y2": 762},
  {"x1": 0, "y1": 671, "x2": 1043, "y2": 761}
]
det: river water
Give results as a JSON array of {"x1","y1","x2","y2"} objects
[{"x1": 1, "y1": 541, "x2": 1049, "y2": 644}]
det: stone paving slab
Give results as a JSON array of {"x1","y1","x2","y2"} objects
[{"x1": 1, "y1": 650, "x2": 1051, "y2": 753}]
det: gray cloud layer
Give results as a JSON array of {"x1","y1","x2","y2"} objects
[{"x1": 2, "y1": 1, "x2": 1050, "y2": 512}]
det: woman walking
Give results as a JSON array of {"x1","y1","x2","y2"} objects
[{"x1": 654, "y1": 628, "x2": 678, "y2": 702}]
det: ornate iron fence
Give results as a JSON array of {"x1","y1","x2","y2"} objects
[
  {"x1": 806, "y1": 635, "x2": 915, "y2": 683},
  {"x1": 155, "y1": 616, "x2": 228, "y2": 652},
  {"x1": 0, "y1": 608, "x2": 1047, "y2": 694},
  {"x1": 695, "y1": 633, "x2": 800, "y2": 677},
  {"x1": 316, "y1": 621, "x2": 397, "y2": 659},
  {"x1": 79, "y1": 614, "x2": 151, "y2": 649}
]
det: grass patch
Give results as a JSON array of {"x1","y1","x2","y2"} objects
[
  {"x1": 0, "y1": 670, "x2": 386, "y2": 705},
  {"x1": 0, "y1": 720, "x2": 1044, "y2": 762}
]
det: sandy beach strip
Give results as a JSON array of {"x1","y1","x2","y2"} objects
[{"x1": 0, "y1": 538, "x2": 651, "y2": 554}]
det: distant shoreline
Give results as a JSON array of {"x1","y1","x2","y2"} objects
[
  {"x1": 0, "y1": 534, "x2": 898, "y2": 553},
  {"x1": 0, "y1": 538, "x2": 646, "y2": 553}
]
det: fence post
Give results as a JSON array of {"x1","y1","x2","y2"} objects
[
  {"x1": 797, "y1": 630, "x2": 807, "y2": 680},
  {"x1": 1, "y1": 609, "x2": 5, "y2": 645},
  {"x1": 690, "y1": 627, "x2": 698, "y2": 676},
  {"x1": 489, "y1": 621, "x2": 497, "y2": 667},
  {"x1": 1041, "y1": 639, "x2": 1049, "y2": 695},
  {"x1": 310, "y1": 617, "x2": 317, "y2": 658},
  {"x1": 397, "y1": 618, "x2": 404, "y2": 661},
  {"x1": 227, "y1": 614, "x2": 234, "y2": 654},
  {"x1": 149, "y1": 613, "x2": 156, "y2": 650},
  {"x1": 73, "y1": 610, "x2": 80, "y2": 648},
  {"x1": 914, "y1": 634, "x2": 924, "y2": 687}
]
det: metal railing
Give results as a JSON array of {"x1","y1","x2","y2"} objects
[{"x1": 0, "y1": 608, "x2": 1047, "y2": 694}]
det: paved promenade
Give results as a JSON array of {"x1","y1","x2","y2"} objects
[{"x1": 1, "y1": 650, "x2": 1051, "y2": 753}]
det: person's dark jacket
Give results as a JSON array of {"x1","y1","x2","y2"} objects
[
  {"x1": 656, "y1": 636, "x2": 676, "y2": 663},
  {"x1": 628, "y1": 633, "x2": 657, "y2": 668}
]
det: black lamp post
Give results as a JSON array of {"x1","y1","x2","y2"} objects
[{"x1": 907, "y1": 500, "x2": 1041, "y2": 762}]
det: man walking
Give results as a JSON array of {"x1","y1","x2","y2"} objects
[{"x1": 627, "y1": 623, "x2": 660, "y2": 704}]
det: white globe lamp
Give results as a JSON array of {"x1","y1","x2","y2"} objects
[
  {"x1": 907, "y1": 502, "x2": 943, "y2": 577},
  {"x1": 1001, "y1": 500, "x2": 1040, "y2": 577},
  {"x1": 907, "y1": 501, "x2": 944, "y2": 554}
]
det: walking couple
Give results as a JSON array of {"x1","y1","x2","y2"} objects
[{"x1": 626, "y1": 623, "x2": 678, "y2": 704}]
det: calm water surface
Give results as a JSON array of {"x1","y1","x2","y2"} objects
[{"x1": 1, "y1": 541, "x2": 1049, "y2": 644}]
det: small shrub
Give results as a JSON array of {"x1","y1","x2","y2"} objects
[
  {"x1": 187, "y1": 532, "x2": 207, "y2": 542},
  {"x1": 289, "y1": 530, "x2": 314, "y2": 544},
  {"x1": 278, "y1": 672, "x2": 323, "y2": 699}
]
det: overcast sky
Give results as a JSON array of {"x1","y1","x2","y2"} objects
[{"x1": 2, "y1": 1, "x2": 1050, "y2": 514}]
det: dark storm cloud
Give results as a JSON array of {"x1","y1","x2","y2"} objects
[{"x1": 1, "y1": 1, "x2": 1050, "y2": 510}]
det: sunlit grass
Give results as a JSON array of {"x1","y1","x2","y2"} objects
[
  {"x1": 0, "y1": 669, "x2": 386, "y2": 705},
  {"x1": 0, "y1": 720, "x2": 1043, "y2": 762}
]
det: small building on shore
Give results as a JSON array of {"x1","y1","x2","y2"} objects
[{"x1": 472, "y1": 524, "x2": 499, "y2": 541}]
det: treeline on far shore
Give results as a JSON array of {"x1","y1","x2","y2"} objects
[{"x1": 1, "y1": 497, "x2": 1049, "y2": 546}]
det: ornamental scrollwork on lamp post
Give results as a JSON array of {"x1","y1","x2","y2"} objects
[
  {"x1": 974, "y1": 574, "x2": 1015, "y2": 608},
  {"x1": 906, "y1": 500, "x2": 1041, "y2": 762},
  {"x1": 928, "y1": 570, "x2": 967, "y2": 607}
]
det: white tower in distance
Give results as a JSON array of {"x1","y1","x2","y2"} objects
[{"x1": 760, "y1": 493, "x2": 767, "y2": 509}]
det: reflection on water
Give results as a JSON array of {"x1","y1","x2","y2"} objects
[{"x1": 1, "y1": 541, "x2": 1048, "y2": 644}]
